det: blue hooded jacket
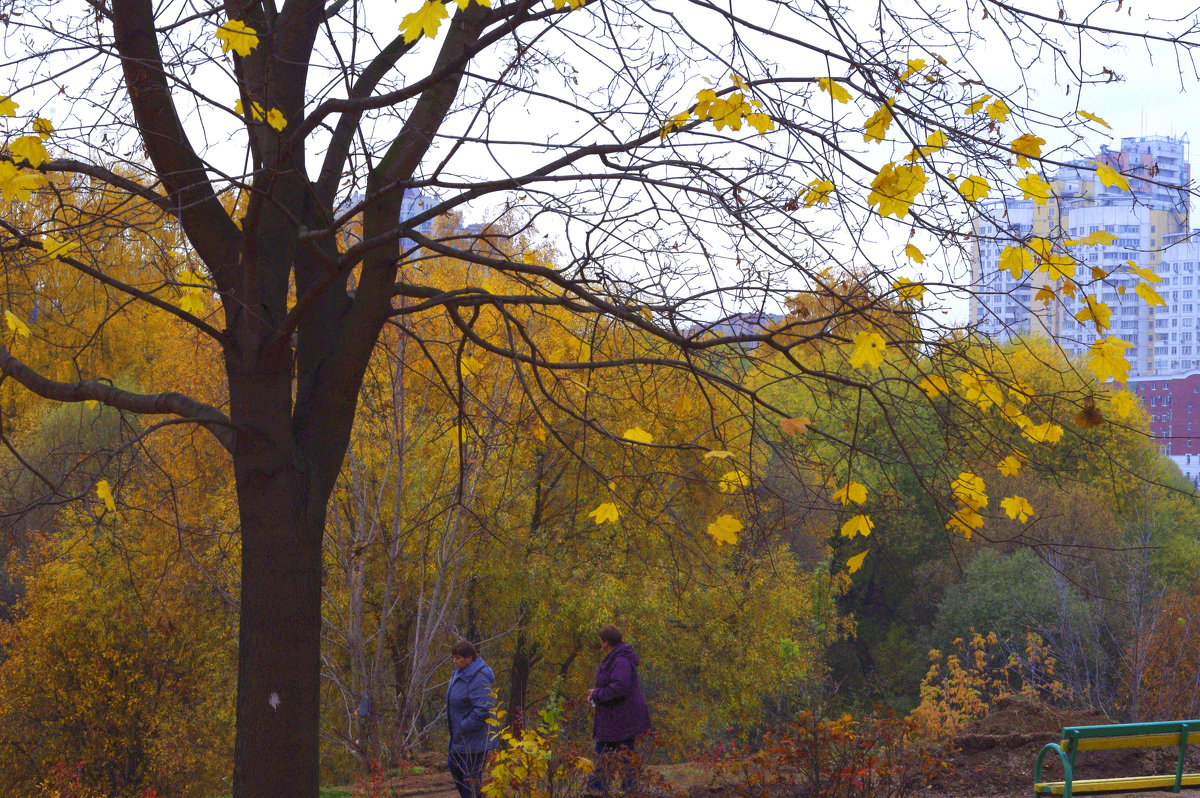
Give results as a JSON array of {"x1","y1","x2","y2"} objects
[{"x1": 446, "y1": 656, "x2": 498, "y2": 754}]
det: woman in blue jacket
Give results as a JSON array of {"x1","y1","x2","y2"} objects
[{"x1": 446, "y1": 640, "x2": 497, "y2": 798}]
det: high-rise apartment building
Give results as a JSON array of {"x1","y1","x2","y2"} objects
[
  {"x1": 970, "y1": 135, "x2": 1190, "y2": 376},
  {"x1": 970, "y1": 135, "x2": 1200, "y2": 482}
]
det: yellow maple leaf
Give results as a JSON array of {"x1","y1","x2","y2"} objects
[
  {"x1": 849, "y1": 330, "x2": 887, "y2": 370},
  {"x1": 899, "y1": 58, "x2": 926, "y2": 80},
  {"x1": 215, "y1": 19, "x2": 259, "y2": 56},
  {"x1": 906, "y1": 130, "x2": 948, "y2": 161},
  {"x1": 459, "y1": 355, "x2": 483, "y2": 377},
  {"x1": 588, "y1": 502, "x2": 619, "y2": 526},
  {"x1": 704, "y1": 450, "x2": 735, "y2": 460},
  {"x1": 1017, "y1": 172, "x2": 1053, "y2": 204},
  {"x1": 845, "y1": 549, "x2": 869, "y2": 574},
  {"x1": 817, "y1": 77, "x2": 853, "y2": 103},
  {"x1": 453, "y1": 0, "x2": 491, "y2": 7},
  {"x1": 1001, "y1": 495, "x2": 1033, "y2": 523},
  {"x1": 235, "y1": 99, "x2": 265, "y2": 121},
  {"x1": 951, "y1": 471, "x2": 988, "y2": 510},
  {"x1": 659, "y1": 110, "x2": 691, "y2": 139},
  {"x1": 1088, "y1": 336, "x2": 1133, "y2": 383},
  {"x1": 904, "y1": 244, "x2": 925, "y2": 263},
  {"x1": 1095, "y1": 163, "x2": 1130, "y2": 192},
  {"x1": 840, "y1": 514, "x2": 874, "y2": 539},
  {"x1": 10, "y1": 135, "x2": 48, "y2": 168},
  {"x1": 946, "y1": 506, "x2": 984, "y2": 538},
  {"x1": 963, "y1": 94, "x2": 992, "y2": 115},
  {"x1": 1000, "y1": 402, "x2": 1026, "y2": 427},
  {"x1": 1112, "y1": 391, "x2": 1139, "y2": 419},
  {"x1": 177, "y1": 269, "x2": 207, "y2": 288},
  {"x1": 1023, "y1": 421, "x2": 1064, "y2": 444},
  {"x1": 41, "y1": 236, "x2": 78, "y2": 261},
  {"x1": 986, "y1": 98, "x2": 1010, "y2": 122},
  {"x1": 1029, "y1": 237, "x2": 1074, "y2": 281},
  {"x1": 95, "y1": 479, "x2": 116, "y2": 513},
  {"x1": 802, "y1": 178, "x2": 834, "y2": 207},
  {"x1": 893, "y1": 278, "x2": 925, "y2": 302},
  {"x1": 1077, "y1": 230, "x2": 1117, "y2": 246},
  {"x1": 959, "y1": 370, "x2": 1000, "y2": 410},
  {"x1": 997, "y1": 455, "x2": 1023, "y2": 477},
  {"x1": 1077, "y1": 109, "x2": 1111, "y2": 129},
  {"x1": 1074, "y1": 296, "x2": 1112, "y2": 334},
  {"x1": 867, "y1": 161, "x2": 927, "y2": 218},
  {"x1": 1128, "y1": 262, "x2": 1162, "y2": 284},
  {"x1": 1010, "y1": 134, "x2": 1045, "y2": 168},
  {"x1": 832, "y1": 481, "x2": 868, "y2": 507},
  {"x1": 266, "y1": 108, "x2": 287, "y2": 132},
  {"x1": 0, "y1": 96, "x2": 17, "y2": 117},
  {"x1": 999, "y1": 246, "x2": 1033, "y2": 279},
  {"x1": 862, "y1": 100, "x2": 894, "y2": 143},
  {"x1": 745, "y1": 112, "x2": 774, "y2": 135},
  {"x1": 4, "y1": 308, "x2": 29, "y2": 337},
  {"x1": 552, "y1": 0, "x2": 588, "y2": 8},
  {"x1": 1135, "y1": 281, "x2": 1166, "y2": 308},
  {"x1": 401, "y1": 1, "x2": 449, "y2": 43},
  {"x1": 918, "y1": 375, "x2": 948, "y2": 399},
  {"x1": 622, "y1": 426, "x2": 653, "y2": 445},
  {"x1": 32, "y1": 118, "x2": 53, "y2": 140},
  {"x1": 0, "y1": 160, "x2": 46, "y2": 203},
  {"x1": 708, "y1": 91, "x2": 748, "y2": 131},
  {"x1": 718, "y1": 470, "x2": 750, "y2": 493},
  {"x1": 707, "y1": 514, "x2": 743, "y2": 545},
  {"x1": 959, "y1": 175, "x2": 991, "y2": 203},
  {"x1": 693, "y1": 89, "x2": 720, "y2": 120},
  {"x1": 179, "y1": 292, "x2": 206, "y2": 315}
]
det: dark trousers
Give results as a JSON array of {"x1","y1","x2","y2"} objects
[
  {"x1": 589, "y1": 737, "x2": 637, "y2": 796},
  {"x1": 448, "y1": 749, "x2": 489, "y2": 798}
]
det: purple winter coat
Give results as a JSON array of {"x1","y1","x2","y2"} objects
[{"x1": 592, "y1": 642, "x2": 651, "y2": 742}]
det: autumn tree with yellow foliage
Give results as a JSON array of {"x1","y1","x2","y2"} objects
[{"x1": 0, "y1": 1, "x2": 1196, "y2": 795}]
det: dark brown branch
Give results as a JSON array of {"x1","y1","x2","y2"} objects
[
  {"x1": 0, "y1": 343, "x2": 236, "y2": 453},
  {"x1": 112, "y1": 0, "x2": 243, "y2": 290}
]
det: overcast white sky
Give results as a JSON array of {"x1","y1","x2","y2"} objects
[{"x1": 18, "y1": 0, "x2": 1200, "y2": 328}]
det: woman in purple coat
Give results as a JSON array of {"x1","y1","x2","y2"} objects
[{"x1": 587, "y1": 624, "x2": 651, "y2": 795}]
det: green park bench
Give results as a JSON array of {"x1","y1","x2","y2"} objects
[{"x1": 1034, "y1": 720, "x2": 1200, "y2": 796}]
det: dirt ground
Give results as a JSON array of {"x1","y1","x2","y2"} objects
[
  {"x1": 932, "y1": 694, "x2": 1200, "y2": 798},
  {"x1": 377, "y1": 698, "x2": 1200, "y2": 797}
]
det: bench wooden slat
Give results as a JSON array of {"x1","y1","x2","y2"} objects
[
  {"x1": 1035, "y1": 772, "x2": 1200, "y2": 794},
  {"x1": 1072, "y1": 731, "x2": 1194, "y2": 751}
]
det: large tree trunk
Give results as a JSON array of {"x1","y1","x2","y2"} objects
[
  {"x1": 227, "y1": 354, "x2": 331, "y2": 798},
  {"x1": 233, "y1": 467, "x2": 325, "y2": 797}
]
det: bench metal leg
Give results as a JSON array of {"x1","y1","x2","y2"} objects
[
  {"x1": 1176, "y1": 723, "x2": 1192, "y2": 793},
  {"x1": 1036, "y1": 743, "x2": 1073, "y2": 798}
]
